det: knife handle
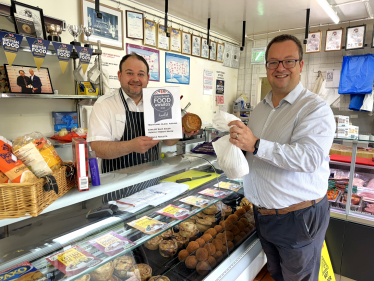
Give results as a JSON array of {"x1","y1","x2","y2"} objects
[{"x1": 176, "y1": 178, "x2": 191, "y2": 183}]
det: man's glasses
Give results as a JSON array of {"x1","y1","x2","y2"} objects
[{"x1": 266, "y1": 59, "x2": 301, "y2": 70}]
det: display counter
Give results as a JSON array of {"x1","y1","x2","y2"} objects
[{"x1": 0, "y1": 153, "x2": 264, "y2": 281}]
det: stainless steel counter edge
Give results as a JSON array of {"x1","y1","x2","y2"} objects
[{"x1": 0, "y1": 153, "x2": 217, "y2": 228}]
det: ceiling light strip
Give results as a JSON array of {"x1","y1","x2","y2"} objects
[
  {"x1": 364, "y1": 1, "x2": 374, "y2": 19},
  {"x1": 333, "y1": 0, "x2": 368, "y2": 7},
  {"x1": 316, "y1": 0, "x2": 340, "y2": 24}
]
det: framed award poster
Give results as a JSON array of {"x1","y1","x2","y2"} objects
[
  {"x1": 182, "y1": 31, "x2": 191, "y2": 55},
  {"x1": 305, "y1": 31, "x2": 321, "y2": 53},
  {"x1": 191, "y1": 35, "x2": 201, "y2": 57},
  {"x1": 143, "y1": 18, "x2": 157, "y2": 47},
  {"x1": 216, "y1": 43, "x2": 224, "y2": 63},
  {"x1": 223, "y1": 43, "x2": 232, "y2": 67},
  {"x1": 346, "y1": 25, "x2": 366, "y2": 50},
  {"x1": 325, "y1": 29, "x2": 343, "y2": 51},
  {"x1": 126, "y1": 11, "x2": 144, "y2": 40},
  {"x1": 81, "y1": 0, "x2": 124, "y2": 50},
  {"x1": 201, "y1": 38, "x2": 209, "y2": 59},
  {"x1": 170, "y1": 28, "x2": 182, "y2": 52},
  {"x1": 157, "y1": 24, "x2": 170, "y2": 50},
  {"x1": 209, "y1": 40, "x2": 217, "y2": 61}
]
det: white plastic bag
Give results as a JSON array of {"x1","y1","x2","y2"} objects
[{"x1": 212, "y1": 111, "x2": 249, "y2": 179}]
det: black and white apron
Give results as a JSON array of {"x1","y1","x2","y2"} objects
[{"x1": 102, "y1": 89, "x2": 160, "y2": 203}]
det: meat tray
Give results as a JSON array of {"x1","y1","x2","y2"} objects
[
  {"x1": 327, "y1": 190, "x2": 342, "y2": 207},
  {"x1": 338, "y1": 192, "x2": 363, "y2": 212}
]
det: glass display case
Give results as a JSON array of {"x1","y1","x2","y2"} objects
[{"x1": 0, "y1": 153, "x2": 263, "y2": 281}]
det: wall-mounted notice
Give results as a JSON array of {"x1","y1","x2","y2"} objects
[
  {"x1": 143, "y1": 86, "x2": 182, "y2": 140},
  {"x1": 203, "y1": 69, "x2": 213, "y2": 95}
]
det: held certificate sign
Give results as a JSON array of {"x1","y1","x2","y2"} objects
[{"x1": 143, "y1": 87, "x2": 182, "y2": 140}]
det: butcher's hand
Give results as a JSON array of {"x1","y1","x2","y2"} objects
[
  {"x1": 228, "y1": 120, "x2": 259, "y2": 153},
  {"x1": 182, "y1": 113, "x2": 200, "y2": 137},
  {"x1": 129, "y1": 136, "x2": 159, "y2": 154}
]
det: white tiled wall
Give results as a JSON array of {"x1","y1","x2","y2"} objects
[{"x1": 237, "y1": 21, "x2": 374, "y2": 109}]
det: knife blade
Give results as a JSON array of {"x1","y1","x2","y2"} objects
[{"x1": 176, "y1": 174, "x2": 211, "y2": 183}]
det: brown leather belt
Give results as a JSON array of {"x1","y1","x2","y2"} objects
[{"x1": 255, "y1": 196, "x2": 325, "y2": 216}]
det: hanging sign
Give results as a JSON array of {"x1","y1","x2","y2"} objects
[
  {"x1": 0, "y1": 32, "x2": 23, "y2": 66},
  {"x1": 26, "y1": 37, "x2": 50, "y2": 70},
  {"x1": 203, "y1": 69, "x2": 213, "y2": 95},
  {"x1": 52, "y1": 42, "x2": 74, "y2": 73},
  {"x1": 75, "y1": 46, "x2": 93, "y2": 74}
]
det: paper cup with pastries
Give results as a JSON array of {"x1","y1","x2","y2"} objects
[
  {"x1": 179, "y1": 222, "x2": 198, "y2": 238},
  {"x1": 129, "y1": 264, "x2": 152, "y2": 281},
  {"x1": 196, "y1": 219, "x2": 212, "y2": 232},
  {"x1": 203, "y1": 205, "x2": 217, "y2": 215},
  {"x1": 159, "y1": 240, "x2": 178, "y2": 257},
  {"x1": 182, "y1": 113, "x2": 202, "y2": 133},
  {"x1": 172, "y1": 233, "x2": 189, "y2": 250},
  {"x1": 113, "y1": 256, "x2": 135, "y2": 278},
  {"x1": 90, "y1": 261, "x2": 114, "y2": 281},
  {"x1": 149, "y1": 275, "x2": 170, "y2": 281},
  {"x1": 144, "y1": 235, "x2": 163, "y2": 251}
]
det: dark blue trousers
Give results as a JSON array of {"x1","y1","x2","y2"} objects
[{"x1": 254, "y1": 196, "x2": 330, "y2": 281}]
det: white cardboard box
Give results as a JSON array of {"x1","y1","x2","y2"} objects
[
  {"x1": 336, "y1": 127, "x2": 349, "y2": 138},
  {"x1": 334, "y1": 115, "x2": 349, "y2": 127},
  {"x1": 348, "y1": 125, "x2": 359, "y2": 139}
]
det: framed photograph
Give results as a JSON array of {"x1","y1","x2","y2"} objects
[
  {"x1": 126, "y1": 11, "x2": 143, "y2": 40},
  {"x1": 4, "y1": 64, "x2": 53, "y2": 94},
  {"x1": 81, "y1": 0, "x2": 123, "y2": 50},
  {"x1": 191, "y1": 35, "x2": 201, "y2": 57},
  {"x1": 182, "y1": 31, "x2": 191, "y2": 55},
  {"x1": 346, "y1": 25, "x2": 366, "y2": 50},
  {"x1": 143, "y1": 18, "x2": 157, "y2": 47},
  {"x1": 11, "y1": 1, "x2": 46, "y2": 40},
  {"x1": 209, "y1": 40, "x2": 217, "y2": 61},
  {"x1": 126, "y1": 43, "x2": 160, "y2": 82},
  {"x1": 170, "y1": 28, "x2": 181, "y2": 53},
  {"x1": 306, "y1": 31, "x2": 322, "y2": 53},
  {"x1": 217, "y1": 43, "x2": 225, "y2": 63},
  {"x1": 165, "y1": 52, "x2": 190, "y2": 85},
  {"x1": 157, "y1": 24, "x2": 170, "y2": 50},
  {"x1": 201, "y1": 38, "x2": 209, "y2": 59},
  {"x1": 325, "y1": 29, "x2": 343, "y2": 51}
]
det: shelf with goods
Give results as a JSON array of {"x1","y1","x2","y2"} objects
[{"x1": 0, "y1": 154, "x2": 261, "y2": 281}]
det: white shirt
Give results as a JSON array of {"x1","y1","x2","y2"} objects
[
  {"x1": 243, "y1": 83, "x2": 336, "y2": 209},
  {"x1": 87, "y1": 88, "x2": 143, "y2": 143}
]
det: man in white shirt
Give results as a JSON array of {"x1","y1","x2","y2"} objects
[
  {"x1": 229, "y1": 35, "x2": 335, "y2": 280},
  {"x1": 88, "y1": 53, "x2": 197, "y2": 173}
]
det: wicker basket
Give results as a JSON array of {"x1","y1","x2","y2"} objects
[{"x1": 0, "y1": 165, "x2": 75, "y2": 219}]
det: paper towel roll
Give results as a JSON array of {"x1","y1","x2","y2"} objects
[{"x1": 82, "y1": 106, "x2": 93, "y2": 129}]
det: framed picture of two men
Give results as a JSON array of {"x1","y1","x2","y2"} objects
[{"x1": 4, "y1": 64, "x2": 53, "y2": 94}]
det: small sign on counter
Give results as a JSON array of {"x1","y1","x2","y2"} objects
[
  {"x1": 214, "y1": 181, "x2": 241, "y2": 192},
  {"x1": 143, "y1": 87, "x2": 182, "y2": 140},
  {"x1": 179, "y1": 196, "x2": 213, "y2": 207},
  {"x1": 127, "y1": 216, "x2": 169, "y2": 234},
  {"x1": 89, "y1": 231, "x2": 135, "y2": 256},
  {"x1": 198, "y1": 188, "x2": 233, "y2": 198},
  {"x1": 156, "y1": 204, "x2": 191, "y2": 219}
]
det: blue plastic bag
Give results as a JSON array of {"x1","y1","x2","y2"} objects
[{"x1": 339, "y1": 54, "x2": 374, "y2": 95}]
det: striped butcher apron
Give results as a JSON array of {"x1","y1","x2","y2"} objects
[{"x1": 102, "y1": 88, "x2": 160, "y2": 203}]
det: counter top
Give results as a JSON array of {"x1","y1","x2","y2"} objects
[{"x1": 0, "y1": 153, "x2": 217, "y2": 228}]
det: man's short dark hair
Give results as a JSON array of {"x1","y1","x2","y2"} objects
[
  {"x1": 19, "y1": 70, "x2": 25, "y2": 74},
  {"x1": 119, "y1": 52, "x2": 149, "y2": 74},
  {"x1": 265, "y1": 34, "x2": 303, "y2": 62}
]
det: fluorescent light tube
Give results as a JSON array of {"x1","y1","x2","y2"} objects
[{"x1": 316, "y1": 0, "x2": 340, "y2": 23}]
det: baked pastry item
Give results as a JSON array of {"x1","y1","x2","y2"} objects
[
  {"x1": 203, "y1": 205, "x2": 217, "y2": 215},
  {"x1": 149, "y1": 276, "x2": 170, "y2": 281},
  {"x1": 202, "y1": 214, "x2": 216, "y2": 224},
  {"x1": 178, "y1": 249, "x2": 190, "y2": 261},
  {"x1": 179, "y1": 222, "x2": 198, "y2": 238},
  {"x1": 90, "y1": 261, "x2": 114, "y2": 281},
  {"x1": 221, "y1": 245, "x2": 228, "y2": 256},
  {"x1": 196, "y1": 248, "x2": 209, "y2": 261},
  {"x1": 189, "y1": 228, "x2": 200, "y2": 241},
  {"x1": 75, "y1": 275, "x2": 90, "y2": 281},
  {"x1": 186, "y1": 241, "x2": 200, "y2": 254},
  {"x1": 204, "y1": 228, "x2": 217, "y2": 237},
  {"x1": 201, "y1": 234, "x2": 213, "y2": 242},
  {"x1": 107, "y1": 276, "x2": 119, "y2": 281},
  {"x1": 216, "y1": 233, "x2": 224, "y2": 242},
  {"x1": 18, "y1": 271, "x2": 44, "y2": 281},
  {"x1": 172, "y1": 233, "x2": 189, "y2": 249},
  {"x1": 233, "y1": 235, "x2": 242, "y2": 246},
  {"x1": 235, "y1": 221, "x2": 245, "y2": 232},
  {"x1": 160, "y1": 229, "x2": 173, "y2": 239},
  {"x1": 196, "y1": 237, "x2": 206, "y2": 247},
  {"x1": 196, "y1": 261, "x2": 210, "y2": 275},
  {"x1": 130, "y1": 264, "x2": 152, "y2": 281},
  {"x1": 204, "y1": 243, "x2": 216, "y2": 255},
  {"x1": 243, "y1": 204, "x2": 253, "y2": 212},
  {"x1": 223, "y1": 231, "x2": 233, "y2": 242},
  {"x1": 235, "y1": 209, "x2": 246, "y2": 218},
  {"x1": 212, "y1": 239, "x2": 223, "y2": 251},
  {"x1": 207, "y1": 256, "x2": 217, "y2": 268},
  {"x1": 145, "y1": 235, "x2": 163, "y2": 250},
  {"x1": 214, "y1": 225, "x2": 223, "y2": 233},
  {"x1": 244, "y1": 227, "x2": 250, "y2": 233},
  {"x1": 227, "y1": 214, "x2": 238, "y2": 223},
  {"x1": 227, "y1": 241, "x2": 234, "y2": 251},
  {"x1": 114, "y1": 256, "x2": 135, "y2": 278},
  {"x1": 239, "y1": 218, "x2": 249, "y2": 227},
  {"x1": 159, "y1": 240, "x2": 178, "y2": 257},
  {"x1": 213, "y1": 251, "x2": 223, "y2": 262},
  {"x1": 231, "y1": 225, "x2": 240, "y2": 236},
  {"x1": 196, "y1": 219, "x2": 212, "y2": 232},
  {"x1": 182, "y1": 113, "x2": 202, "y2": 133},
  {"x1": 185, "y1": 256, "x2": 198, "y2": 269}
]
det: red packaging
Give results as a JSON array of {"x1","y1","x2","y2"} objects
[
  {"x1": 72, "y1": 137, "x2": 89, "y2": 191},
  {"x1": 46, "y1": 245, "x2": 101, "y2": 277}
]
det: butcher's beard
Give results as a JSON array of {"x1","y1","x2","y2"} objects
[{"x1": 123, "y1": 83, "x2": 143, "y2": 100}]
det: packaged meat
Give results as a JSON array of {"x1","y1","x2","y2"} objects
[
  {"x1": 366, "y1": 178, "x2": 374, "y2": 189},
  {"x1": 364, "y1": 203, "x2": 374, "y2": 214},
  {"x1": 327, "y1": 190, "x2": 339, "y2": 201},
  {"x1": 0, "y1": 140, "x2": 37, "y2": 183},
  {"x1": 341, "y1": 193, "x2": 361, "y2": 205},
  {"x1": 12, "y1": 132, "x2": 62, "y2": 178}
]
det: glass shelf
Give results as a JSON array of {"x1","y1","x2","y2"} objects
[{"x1": 334, "y1": 137, "x2": 374, "y2": 143}]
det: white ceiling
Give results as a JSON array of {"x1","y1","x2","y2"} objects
[{"x1": 131, "y1": 0, "x2": 374, "y2": 41}]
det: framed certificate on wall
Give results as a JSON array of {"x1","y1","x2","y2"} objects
[
  {"x1": 143, "y1": 18, "x2": 157, "y2": 47},
  {"x1": 209, "y1": 40, "x2": 217, "y2": 61},
  {"x1": 170, "y1": 28, "x2": 181, "y2": 53},
  {"x1": 325, "y1": 29, "x2": 343, "y2": 51},
  {"x1": 157, "y1": 24, "x2": 170, "y2": 50},
  {"x1": 346, "y1": 25, "x2": 366, "y2": 50},
  {"x1": 305, "y1": 31, "x2": 321, "y2": 53},
  {"x1": 182, "y1": 31, "x2": 191, "y2": 55},
  {"x1": 216, "y1": 43, "x2": 225, "y2": 63},
  {"x1": 191, "y1": 35, "x2": 201, "y2": 57},
  {"x1": 201, "y1": 38, "x2": 209, "y2": 59},
  {"x1": 126, "y1": 10, "x2": 144, "y2": 40}
]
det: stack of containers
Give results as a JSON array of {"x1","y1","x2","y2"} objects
[{"x1": 334, "y1": 115, "x2": 349, "y2": 138}]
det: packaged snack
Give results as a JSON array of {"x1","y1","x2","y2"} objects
[
  {"x1": 72, "y1": 137, "x2": 89, "y2": 191},
  {"x1": 13, "y1": 132, "x2": 62, "y2": 178},
  {"x1": 0, "y1": 171, "x2": 10, "y2": 183},
  {"x1": 0, "y1": 261, "x2": 43, "y2": 281},
  {"x1": 0, "y1": 140, "x2": 37, "y2": 183}
]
